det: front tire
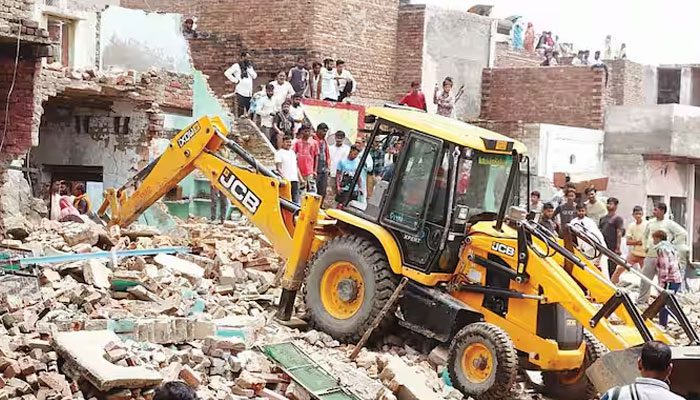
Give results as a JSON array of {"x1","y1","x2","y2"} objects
[
  {"x1": 448, "y1": 323, "x2": 519, "y2": 400},
  {"x1": 541, "y1": 331, "x2": 607, "y2": 400},
  {"x1": 305, "y1": 235, "x2": 397, "y2": 342}
]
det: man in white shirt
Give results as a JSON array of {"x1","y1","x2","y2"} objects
[
  {"x1": 224, "y1": 51, "x2": 257, "y2": 117},
  {"x1": 570, "y1": 203, "x2": 608, "y2": 278},
  {"x1": 275, "y1": 135, "x2": 301, "y2": 204},
  {"x1": 600, "y1": 341, "x2": 685, "y2": 400},
  {"x1": 270, "y1": 71, "x2": 296, "y2": 111},
  {"x1": 289, "y1": 94, "x2": 305, "y2": 135},
  {"x1": 320, "y1": 58, "x2": 338, "y2": 101},
  {"x1": 335, "y1": 60, "x2": 356, "y2": 102},
  {"x1": 255, "y1": 84, "x2": 277, "y2": 144},
  {"x1": 328, "y1": 130, "x2": 350, "y2": 198}
]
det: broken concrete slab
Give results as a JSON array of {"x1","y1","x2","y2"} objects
[
  {"x1": 219, "y1": 262, "x2": 247, "y2": 285},
  {"x1": 83, "y1": 260, "x2": 112, "y2": 289},
  {"x1": 126, "y1": 286, "x2": 162, "y2": 302},
  {"x1": 427, "y1": 346, "x2": 448, "y2": 367},
  {"x1": 59, "y1": 223, "x2": 99, "y2": 247},
  {"x1": 285, "y1": 382, "x2": 311, "y2": 400},
  {"x1": 52, "y1": 330, "x2": 162, "y2": 391},
  {"x1": 153, "y1": 254, "x2": 204, "y2": 281},
  {"x1": 378, "y1": 356, "x2": 441, "y2": 400}
]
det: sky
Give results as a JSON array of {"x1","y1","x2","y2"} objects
[{"x1": 419, "y1": 0, "x2": 700, "y2": 65}]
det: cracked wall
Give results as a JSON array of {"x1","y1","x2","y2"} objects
[{"x1": 31, "y1": 101, "x2": 149, "y2": 192}]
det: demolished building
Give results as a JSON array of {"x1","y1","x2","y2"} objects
[{"x1": 0, "y1": 0, "x2": 251, "y2": 235}]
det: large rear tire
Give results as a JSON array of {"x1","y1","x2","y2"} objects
[
  {"x1": 304, "y1": 235, "x2": 397, "y2": 342},
  {"x1": 541, "y1": 331, "x2": 607, "y2": 400},
  {"x1": 448, "y1": 323, "x2": 518, "y2": 400}
]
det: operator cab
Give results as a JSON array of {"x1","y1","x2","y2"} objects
[{"x1": 339, "y1": 107, "x2": 522, "y2": 275}]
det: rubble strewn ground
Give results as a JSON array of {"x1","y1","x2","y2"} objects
[
  {"x1": 3, "y1": 214, "x2": 697, "y2": 400},
  {"x1": 0, "y1": 216, "x2": 471, "y2": 400}
]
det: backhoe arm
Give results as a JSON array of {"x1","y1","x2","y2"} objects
[{"x1": 97, "y1": 116, "x2": 298, "y2": 258}]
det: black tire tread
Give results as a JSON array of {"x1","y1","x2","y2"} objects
[
  {"x1": 448, "y1": 322, "x2": 519, "y2": 400},
  {"x1": 541, "y1": 331, "x2": 608, "y2": 400},
  {"x1": 305, "y1": 235, "x2": 397, "y2": 342}
]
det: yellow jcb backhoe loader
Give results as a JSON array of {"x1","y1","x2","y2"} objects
[{"x1": 98, "y1": 109, "x2": 700, "y2": 400}]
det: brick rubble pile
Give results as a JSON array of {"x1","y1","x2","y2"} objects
[{"x1": 0, "y1": 217, "x2": 466, "y2": 400}]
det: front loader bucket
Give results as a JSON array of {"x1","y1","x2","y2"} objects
[{"x1": 586, "y1": 345, "x2": 700, "y2": 398}]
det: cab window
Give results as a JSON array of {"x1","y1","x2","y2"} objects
[
  {"x1": 383, "y1": 135, "x2": 441, "y2": 232},
  {"x1": 455, "y1": 150, "x2": 513, "y2": 219}
]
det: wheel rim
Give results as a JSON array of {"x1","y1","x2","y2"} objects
[
  {"x1": 461, "y1": 342, "x2": 494, "y2": 384},
  {"x1": 319, "y1": 261, "x2": 365, "y2": 319}
]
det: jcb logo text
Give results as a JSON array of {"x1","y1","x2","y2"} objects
[
  {"x1": 491, "y1": 242, "x2": 515, "y2": 257},
  {"x1": 219, "y1": 168, "x2": 261, "y2": 214},
  {"x1": 177, "y1": 122, "x2": 200, "y2": 148}
]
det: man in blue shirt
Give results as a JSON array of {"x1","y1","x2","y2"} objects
[{"x1": 335, "y1": 145, "x2": 361, "y2": 205}]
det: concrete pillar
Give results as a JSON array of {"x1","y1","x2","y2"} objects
[
  {"x1": 688, "y1": 164, "x2": 696, "y2": 260},
  {"x1": 487, "y1": 19, "x2": 498, "y2": 68},
  {"x1": 642, "y1": 65, "x2": 658, "y2": 105},
  {"x1": 679, "y1": 67, "x2": 693, "y2": 105}
]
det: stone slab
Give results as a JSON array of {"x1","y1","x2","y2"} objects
[{"x1": 52, "y1": 330, "x2": 162, "y2": 391}]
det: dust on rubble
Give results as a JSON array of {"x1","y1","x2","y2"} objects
[{"x1": 0, "y1": 216, "x2": 553, "y2": 400}]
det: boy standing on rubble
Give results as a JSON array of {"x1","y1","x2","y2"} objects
[{"x1": 653, "y1": 230, "x2": 682, "y2": 327}]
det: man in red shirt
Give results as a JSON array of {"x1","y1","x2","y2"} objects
[
  {"x1": 399, "y1": 81, "x2": 427, "y2": 111},
  {"x1": 292, "y1": 124, "x2": 319, "y2": 193}
]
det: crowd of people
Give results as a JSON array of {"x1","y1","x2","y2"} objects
[
  {"x1": 510, "y1": 18, "x2": 626, "y2": 71},
  {"x1": 530, "y1": 183, "x2": 693, "y2": 326},
  {"x1": 49, "y1": 180, "x2": 92, "y2": 222},
  {"x1": 223, "y1": 52, "x2": 358, "y2": 150},
  {"x1": 272, "y1": 123, "x2": 401, "y2": 209}
]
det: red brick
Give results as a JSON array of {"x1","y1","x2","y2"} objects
[
  {"x1": 479, "y1": 66, "x2": 608, "y2": 129},
  {"x1": 120, "y1": 0, "x2": 400, "y2": 104},
  {"x1": 2, "y1": 360, "x2": 21, "y2": 379},
  {"x1": 178, "y1": 365, "x2": 201, "y2": 388},
  {"x1": 394, "y1": 5, "x2": 425, "y2": 100},
  {"x1": 0, "y1": 55, "x2": 40, "y2": 157}
]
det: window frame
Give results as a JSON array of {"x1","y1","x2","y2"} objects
[{"x1": 380, "y1": 130, "x2": 444, "y2": 235}]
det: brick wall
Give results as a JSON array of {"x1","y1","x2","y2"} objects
[
  {"x1": 120, "y1": 0, "x2": 316, "y2": 98},
  {"x1": 494, "y1": 42, "x2": 542, "y2": 68},
  {"x1": 0, "y1": 54, "x2": 40, "y2": 156},
  {"x1": 606, "y1": 59, "x2": 645, "y2": 106},
  {"x1": 312, "y1": 0, "x2": 399, "y2": 103},
  {"x1": 470, "y1": 119, "x2": 525, "y2": 139},
  {"x1": 121, "y1": 0, "x2": 400, "y2": 104},
  {"x1": 480, "y1": 66, "x2": 607, "y2": 129},
  {"x1": 0, "y1": 0, "x2": 34, "y2": 22},
  {"x1": 395, "y1": 4, "x2": 425, "y2": 100}
]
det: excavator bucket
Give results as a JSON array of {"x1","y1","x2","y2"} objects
[{"x1": 586, "y1": 345, "x2": 700, "y2": 399}]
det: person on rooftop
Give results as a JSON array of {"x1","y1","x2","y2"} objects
[
  {"x1": 399, "y1": 82, "x2": 427, "y2": 111},
  {"x1": 433, "y1": 77, "x2": 464, "y2": 117}
]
